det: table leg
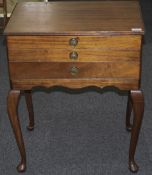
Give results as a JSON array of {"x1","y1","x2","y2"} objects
[
  {"x1": 7, "y1": 90, "x2": 26, "y2": 172},
  {"x1": 129, "y1": 90, "x2": 144, "y2": 173},
  {"x1": 24, "y1": 90, "x2": 34, "y2": 131},
  {"x1": 126, "y1": 92, "x2": 133, "y2": 132}
]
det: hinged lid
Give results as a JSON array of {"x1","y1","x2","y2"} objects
[{"x1": 4, "y1": 1, "x2": 144, "y2": 36}]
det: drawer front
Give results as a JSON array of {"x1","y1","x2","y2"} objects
[
  {"x1": 7, "y1": 35, "x2": 141, "y2": 62},
  {"x1": 7, "y1": 35, "x2": 141, "y2": 49},
  {"x1": 9, "y1": 62, "x2": 140, "y2": 80},
  {"x1": 8, "y1": 48, "x2": 140, "y2": 62}
]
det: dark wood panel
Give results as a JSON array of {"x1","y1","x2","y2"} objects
[
  {"x1": 9, "y1": 62, "x2": 140, "y2": 79},
  {"x1": 7, "y1": 35, "x2": 141, "y2": 49},
  {"x1": 11, "y1": 78, "x2": 139, "y2": 90},
  {"x1": 8, "y1": 48, "x2": 140, "y2": 62},
  {"x1": 4, "y1": 1, "x2": 144, "y2": 35}
]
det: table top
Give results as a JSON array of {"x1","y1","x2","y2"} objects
[{"x1": 4, "y1": 1, "x2": 144, "y2": 36}]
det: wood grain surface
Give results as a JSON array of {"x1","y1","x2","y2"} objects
[
  {"x1": 11, "y1": 78, "x2": 139, "y2": 90},
  {"x1": 7, "y1": 35, "x2": 141, "y2": 49},
  {"x1": 9, "y1": 61, "x2": 140, "y2": 79},
  {"x1": 4, "y1": 1, "x2": 144, "y2": 35},
  {"x1": 7, "y1": 35, "x2": 141, "y2": 62}
]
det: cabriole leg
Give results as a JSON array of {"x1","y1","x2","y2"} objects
[
  {"x1": 24, "y1": 90, "x2": 34, "y2": 131},
  {"x1": 129, "y1": 90, "x2": 144, "y2": 173},
  {"x1": 7, "y1": 90, "x2": 26, "y2": 172},
  {"x1": 126, "y1": 92, "x2": 133, "y2": 132}
]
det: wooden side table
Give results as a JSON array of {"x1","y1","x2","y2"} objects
[{"x1": 4, "y1": 1, "x2": 144, "y2": 173}]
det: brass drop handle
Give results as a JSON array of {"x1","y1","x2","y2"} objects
[
  {"x1": 69, "y1": 51, "x2": 78, "y2": 60},
  {"x1": 70, "y1": 66, "x2": 79, "y2": 76},
  {"x1": 69, "y1": 38, "x2": 78, "y2": 47}
]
